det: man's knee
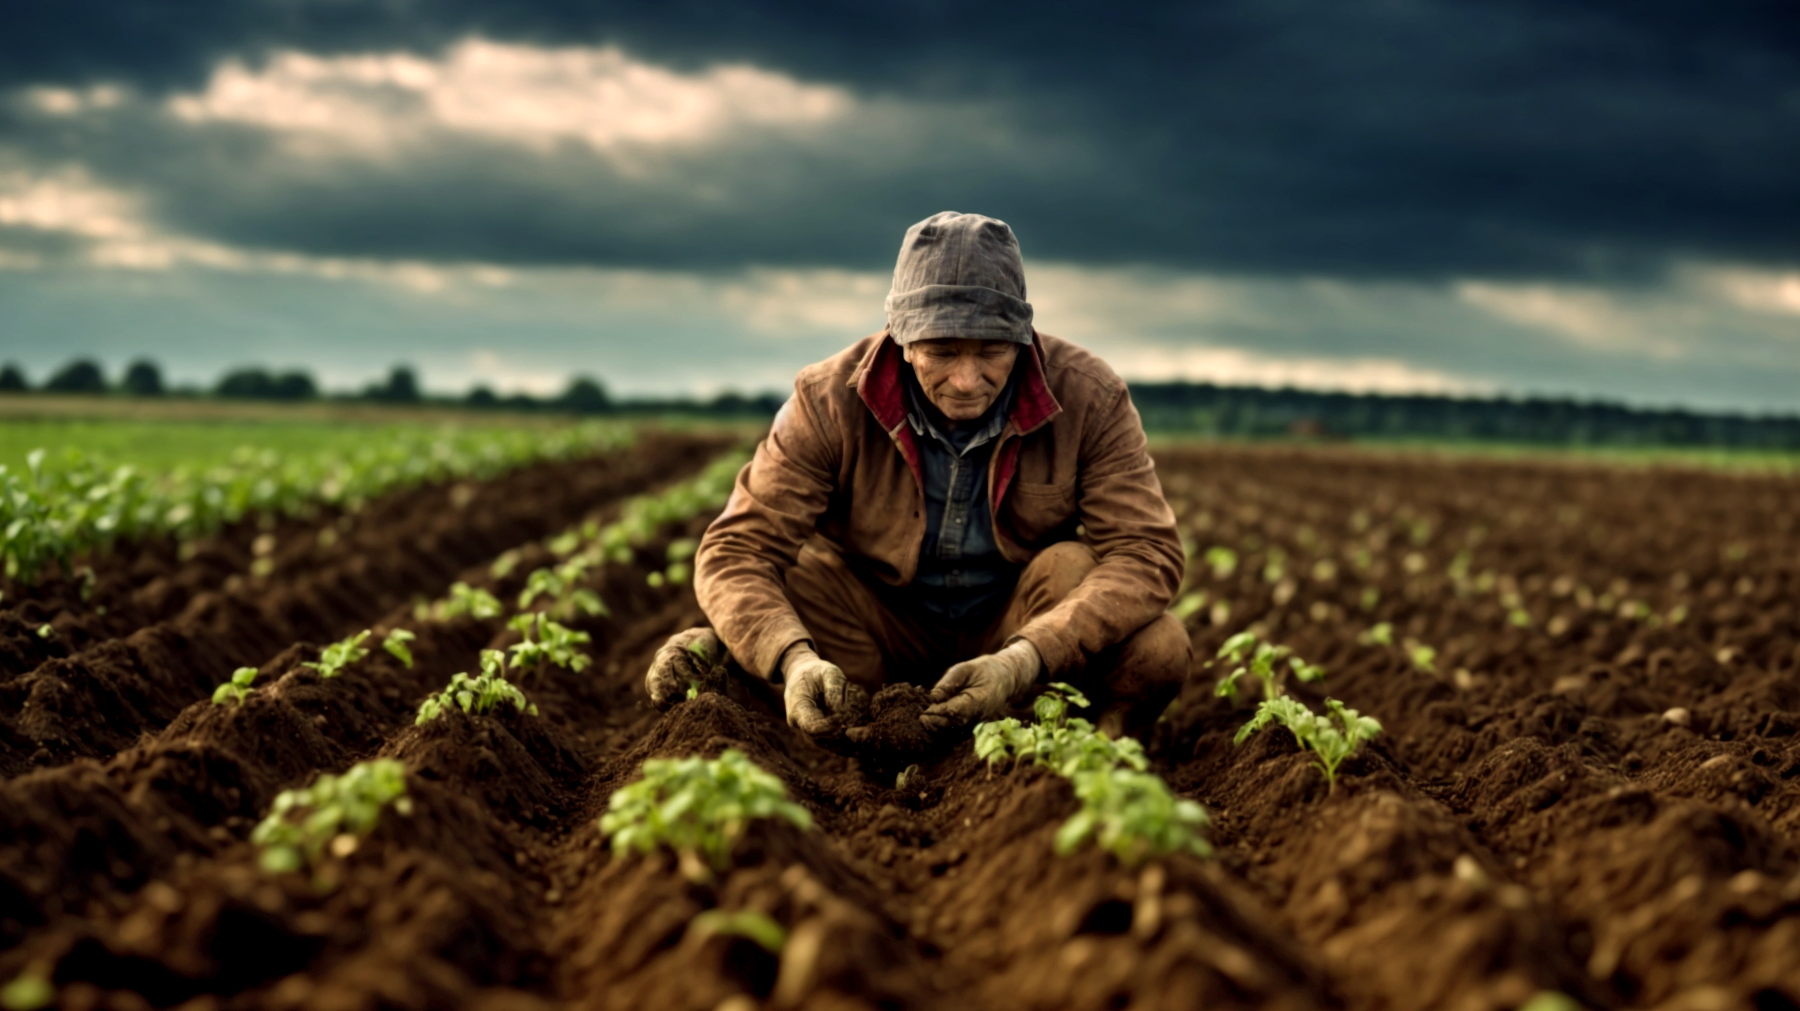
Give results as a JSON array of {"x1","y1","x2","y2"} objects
[
  {"x1": 1114, "y1": 613, "x2": 1192, "y2": 690},
  {"x1": 1018, "y1": 541, "x2": 1100, "y2": 604}
]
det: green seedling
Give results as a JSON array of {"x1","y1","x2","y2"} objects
[
  {"x1": 427, "y1": 581, "x2": 503, "y2": 621},
  {"x1": 416, "y1": 650, "x2": 538, "y2": 724},
  {"x1": 519, "y1": 567, "x2": 566, "y2": 609},
  {"x1": 1054, "y1": 767, "x2": 1212, "y2": 864},
  {"x1": 677, "y1": 635, "x2": 731, "y2": 700},
  {"x1": 1358, "y1": 586, "x2": 1380, "y2": 611},
  {"x1": 1212, "y1": 630, "x2": 1324, "y2": 704},
  {"x1": 519, "y1": 561, "x2": 609, "y2": 620},
  {"x1": 974, "y1": 683, "x2": 1148, "y2": 778},
  {"x1": 35, "y1": 624, "x2": 52, "y2": 640},
  {"x1": 488, "y1": 549, "x2": 522, "y2": 579},
  {"x1": 1, "y1": 972, "x2": 53, "y2": 1011},
  {"x1": 507, "y1": 612, "x2": 592, "y2": 673},
  {"x1": 1358, "y1": 622, "x2": 1394, "y2": 646},
  {"x1": 1235, "y1": 696, "x2": 1382, "y2": 792},
  {"x1": 547, "y1": 528, "x2": 584, "y2": 557},
  {"x1": 1262, "y1": 548, "x2": 1286, "y2": 583},
  {"x1": 599, "y1": 748, "x2": 811, "y2": 878},
  {"x1": 1407, "y1": 641, "x2": 1438, "y2": 673},
  {"x1": 1170, "y1": 591, "x2": 1207, "y2": 622},
  {"x1": 382, "y1": 628, "x2": 416, "y2": 668},
  {"x1": 688, "y1": 909, "x2": 788, "y2": 954},
  {"x1": 1203, "y1": 546, "x2": 1238, "y2": 579},
  {"x1": 212, "y1": 666, "x2": 258, "y2": 706},
  {"x1": 253, "y1": 758, "x2": 413, "y2": 875},
  {"x1": 303, "y1": 629, "x2": 371, "y2": 678}
]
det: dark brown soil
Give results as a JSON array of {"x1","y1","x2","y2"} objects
[
  {"x1": 5, "y1": 441, "x2": 1800, "y2": 1011},
  {"x1": 842, "y1": 684, "x2": 950, "y2": 780},
  {"x1": 0, "y1": 431, "x2": 733, "y2": 778}
]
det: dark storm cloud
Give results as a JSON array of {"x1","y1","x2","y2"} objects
[{"x1": 5, "y1": 0, "x2": 1799, "y2": 279}]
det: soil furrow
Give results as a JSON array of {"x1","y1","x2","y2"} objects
[
  {"x1": 4, "y1": 444, "x2": 1799, "y2": 1010},
  {"x1": 0, "y1": 432, "x2": 731, "y2": 779}
]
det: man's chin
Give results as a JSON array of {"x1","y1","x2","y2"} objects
[{"x1": 937, "y1": 400, "x2": 993, "y2": 421}]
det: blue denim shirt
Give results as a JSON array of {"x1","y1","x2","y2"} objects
[{"x1": 903, "y1": 365, "x2": 1022, "y2": 623}]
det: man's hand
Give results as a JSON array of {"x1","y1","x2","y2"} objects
[
  {"x1": 921, "y1": 639, "x2": 1042, "y2": 731},
  {"x1": 644, "y1": 627, "x2": 727, "y2": 710},
  {"x1": 782, "y1": 644, "x2": 850, "y2": 736}
]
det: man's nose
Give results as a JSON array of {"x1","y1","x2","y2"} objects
[{"x1": 949, "y1": 359, "x2": 984, "y2": 393}]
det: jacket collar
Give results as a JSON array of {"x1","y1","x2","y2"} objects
[{"x1": 853, "y1": 328, "x2": 1061, "y2": 436}]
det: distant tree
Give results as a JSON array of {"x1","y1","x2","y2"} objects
[
  {"x1": 216, "y1": 367, "x2": 318, "y2": 400},
  {"x1": 466, "y1": 385, "x2": 499, "y2": 408},
  {"x1": 0, "y1": 363, "x2": 27, "y2": 392},
  {"x1": 501, "y1": 392, "x2": 541, "y2": 412},
  {"x1": 366, "y1": 365, "x2": 421, "y2": 403},
  {"x1": 45, "y1": 359, "x2": 107, "y2": 394},
  {"x1": 122, "y1": 359, "x2": 164, "y2": 396},
  {"x1": 216, "y1": 367, "x2": 276, "y2": 399},
  {"x1": 271, "y1": 371, "x2": 317, "y2": 400},
  {"x1": 558, "y1": 376, "x2": 611, "y2": 414}
]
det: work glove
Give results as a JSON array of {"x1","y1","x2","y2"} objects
[
  {"x1": 920, "y1": 639, "x2": 1043, "y2": 731},
  {"x1": 644, "y1": 627, "x2": 729, "y2": 710},
  {"x1": 782, "y1": 644, "x2": 850, "y2": 737}
]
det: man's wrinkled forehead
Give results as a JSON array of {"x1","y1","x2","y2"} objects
[{"x1": 910, "y1": 337, "x2": 1019, "y2": 353}]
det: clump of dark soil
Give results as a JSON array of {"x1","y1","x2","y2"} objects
[{"x1": 844, "y1": 684, "x2": 954, "y2": 779}]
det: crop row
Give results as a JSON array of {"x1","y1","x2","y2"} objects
[{"x1": 0, "y1": 422, "x2": 636, "y2": 584}]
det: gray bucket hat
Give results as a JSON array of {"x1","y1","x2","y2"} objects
[{"x1": 884, "y1": 211, "x2": 1034, "y2": 345}]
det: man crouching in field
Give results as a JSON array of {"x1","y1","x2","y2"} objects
[{"x1": 646, "y1": 211, "x2": 1190, "y2": 739}]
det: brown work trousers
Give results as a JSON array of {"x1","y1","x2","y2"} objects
[{"x1": 782, "y1": 539, "x2": 1191, "y2": 732}]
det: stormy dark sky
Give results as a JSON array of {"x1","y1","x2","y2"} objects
[{"x1": 2, "y1": 0, "x2": 1797, "y2": 408}]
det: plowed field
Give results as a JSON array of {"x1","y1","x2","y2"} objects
[{"x1": 4, "y1": 439, "x2": 1798, "y2": 1011}]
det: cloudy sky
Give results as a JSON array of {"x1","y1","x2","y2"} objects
[{"x1": 1, "y1": 1, "x2": 1797, "y2": 410}]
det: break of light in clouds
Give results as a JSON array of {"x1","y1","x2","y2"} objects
[
  {"x1": 1, "y1": 1, "x2": 1798, "y2": 411},
  {"x1": 161, "y1": 40, "x2": 851, "y2": 160}
]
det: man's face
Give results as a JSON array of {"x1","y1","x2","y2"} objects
[{"x1": 902, "y1": 338, "x2": 1021, "y2": 423}]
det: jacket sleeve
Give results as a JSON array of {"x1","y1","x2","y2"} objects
[
  {"x1": 694, "y1": 383, "x2": 840, "y2": 680},
  {"x1": 1009, "y1": 385, "x2": 1185, "y2": 677}
]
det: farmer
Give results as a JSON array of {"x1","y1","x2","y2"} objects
[{"x1": 646, "y1": 211, "x2": 1189, "y2": 739}]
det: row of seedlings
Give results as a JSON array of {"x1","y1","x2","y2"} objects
[{"x1": 0, "y1": 421, "x2": 635, "y2": 584}]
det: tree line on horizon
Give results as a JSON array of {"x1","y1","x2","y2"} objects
[
  {"x1": 6, "y1": 357, "x2": 1799, "y2": 449},
  {"x1": 0, "y1": 358, "x2": 776, "y2": 417}
]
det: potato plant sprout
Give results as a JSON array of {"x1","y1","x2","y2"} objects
[
  {"x1": 599, "y1": 748, "x2": 811, "y2": 879},
  {"x1": 1236, "y1": 696, "x2": 1383, "y2": 793},
  {"x1": 1212, "y1": 630, "x2": 1325, "y2": 704},
  {"x1": 680, "y1": 635, "x2": 730, "y2": 701},
  {"x1": 253, "y1": 758, "x2": 413, "y2": 874},
  {"x1": 1202, "y1": 546, "x2": 1238, "y2": 579},
  {"x1": 382, "y1": 628, "x2": 416, "y2": 668},
  {"x1": 1055, "y1": 768, "x2": 1212, "y2": 864},
  {"x1": 1170, "y1": 590, "x2": 1207, "y2": 622},
  {"x1": 974, "y1": 683, "x2": 1148, "y2": 777},
  {"x1": 211, "y1": 667, "x2": 258, "y2": 706},
  {"x1": 303, "y1": 630, "x2": 371, "y2": 678},
  {"x1": 507, "y1": 612, "x2": 593, "y2": 673},
  {"x1": 518, "y1": 561, "x2": 608, "y2": 620},
  {"x1": 418, "y1": 582, "x2": 503, "y2": 622},
  {"x1": 974, "y1": 684, "x2": 1211, "y2": 863},
  {"x1": 415, "y1": 650, "x2": 538, "y2": 724}
]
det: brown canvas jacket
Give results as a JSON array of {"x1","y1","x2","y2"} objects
[{"x1": 695, "y1": 329, "x2": 1184, "y2": 680}]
